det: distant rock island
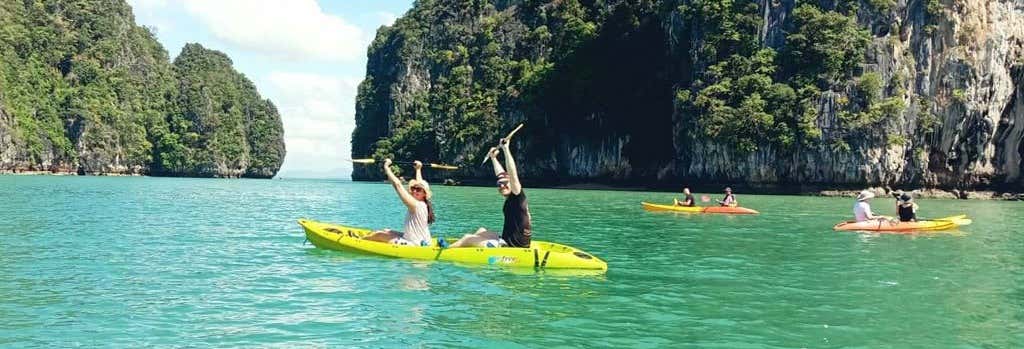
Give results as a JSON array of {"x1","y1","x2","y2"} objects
[{"x1": 0, "y1": 0, "x2": 285, "y2": 178}]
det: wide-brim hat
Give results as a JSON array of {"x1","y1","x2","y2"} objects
[
  {"x1": 856, "y1": 190, "x2": 875, "y2": 201},
  {"x1": 408, "y1": 179, "x2": 432, "y2": 200},
  {"x1": 899, "y1": 193, "x2": 912, "y2": 202}
]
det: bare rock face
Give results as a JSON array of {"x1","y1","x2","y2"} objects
[
  {"x1": 353, "y1": 0, "x2": 1024, "y2": 192},
  {"x1": 0, "y1": 107, "x2": 18, "y2": 172},
  {"x1": 666, "y1": 0, "x2": 1024, "y2": 190}
]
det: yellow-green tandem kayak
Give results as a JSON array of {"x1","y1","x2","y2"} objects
[{"x1": 299, "y1": 219, "x2": 608, "y2": 271}]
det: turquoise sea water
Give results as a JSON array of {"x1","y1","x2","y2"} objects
[{"x1": 1, "y1": 175, "x2": 1022, "y2": 348}]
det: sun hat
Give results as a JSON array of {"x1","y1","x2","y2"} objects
[
  {"x1": 856, "y1": 190, "x2": 875, "y2": 201},
  {"x1": 408, "y1": 179, "x2": 432, "y2": 200},
  {"x1": 899, "y1": 193, "x2": 912, "y2": 202}
]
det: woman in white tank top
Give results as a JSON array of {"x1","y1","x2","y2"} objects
[{"x1": 363, "y1": 159, "x2": 435, "y2": 245}]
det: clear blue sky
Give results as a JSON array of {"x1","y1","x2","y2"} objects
[{"x1": 128, "y1": 0, "x2": 415, "y2": 179}]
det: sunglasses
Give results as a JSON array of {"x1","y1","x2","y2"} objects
[
  {"x1": 411, "y1": 187, "x2": 425, "y2": 192},
  {"x1": 496, "y1": 180, "x2": 509, "y2": 187}
]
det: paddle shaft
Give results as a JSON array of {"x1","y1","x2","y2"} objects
[
  {"x1": 481, "y1": 123, "x2": 525, "y2": 165},
  {"x1": 350, "y1": 159, "x2": 458, "y2": 170}
]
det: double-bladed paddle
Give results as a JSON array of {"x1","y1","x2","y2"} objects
[
  {"x1": 350, "y1": 159, "x2": 459, "y2": 170},
  {"x1": 481, "y1": 123, "x2": 524, "y2": 165}
]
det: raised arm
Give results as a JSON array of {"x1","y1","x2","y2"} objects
[
  {"x1": 488, "y1": 147, "x2": 506, "y2": 177},
  {"x1": 383, "y1": 159, "x2": 418, "y2": 209},
  {"x1": 499, "y1": 139, "x2": 522, "y2": 195},
  {"x1": 413, "y1": 160, "x2": 424, "y2": 182}
]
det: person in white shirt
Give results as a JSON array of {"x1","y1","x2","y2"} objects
[
  {"x1": 853, "y1": 190, "x2": 888, "y2": 222},
  {"x1": 363, "y1": 159, "x2": 435, "y2": 246}
]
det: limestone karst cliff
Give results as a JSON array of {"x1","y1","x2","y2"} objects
[{"x1": 352, "y1": 0, "x2": 1023, "y2": 191}]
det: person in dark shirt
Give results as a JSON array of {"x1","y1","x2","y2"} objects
[
  {"x1": 675, "y1": 187, "x2": 696, "y2": 207},
  {"x1": 896, "y1": 193, "x2": 918, "y2": 222},
  {"x1": 449, "y1": 138, "x2": 532, "y2": 248}
]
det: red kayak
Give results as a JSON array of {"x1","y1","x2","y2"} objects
[{"x1": 641, "y1": 202, "x2": 760, "y2": 214}]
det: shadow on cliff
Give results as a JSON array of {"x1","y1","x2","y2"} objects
[{"x1": 522, "y1": 3, "x2": 678, "y2": 185}]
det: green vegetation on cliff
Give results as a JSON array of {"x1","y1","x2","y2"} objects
[
  {"x1": 677, "y1": 2, "x2": 873, "y2": 153},
  {"x1": 354, "y1": 0, "x2": 887, "y2": 167},
  {"x1": 354, "y1": 0, "x2": 1024, "y2": 190},
  {"x1": 0, "y1": 0, "x2": 284, "y2": 177},
  {"x1": 0, "y1": 0, "x2": 173, "y2": 171},
  {"x1": 160, "y1": 44, "x2": 285, "y2": 178}
]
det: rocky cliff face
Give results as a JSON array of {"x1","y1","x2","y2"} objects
[
  {"x1": 0, "y1": 0, "x2": 285, "y2": 178},
  {"x1": 353, "y1": 0, "x2": 1024, "y2": 192},
  {"x1": 160, "y1": 43, "x2": 286, "y2": 178}
]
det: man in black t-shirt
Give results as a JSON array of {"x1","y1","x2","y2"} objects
[
  {"x1": 449, "y1": 138, "x2": 532, "y2": 248},
  {"x1": 675, "y1": 187, "x2": 696, "y2": 207}
]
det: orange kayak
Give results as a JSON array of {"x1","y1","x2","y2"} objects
[
  {"x1": 833, "y1": 215, "x2": 971, "y2": 233},
  {"x1": 641, "y1": 202, "x2": 759, "y2": 214}
]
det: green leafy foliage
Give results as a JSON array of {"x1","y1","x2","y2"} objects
[
  {"x1": 782, "y1": 4, "x2": 871, "y2": 88},
  {"x1": 952, "y1": 88, "x2": 968, "y2": 104},
  {"x1": 916, "y1": 98, "x2": 940, "y2": 137},
  {"x1": 692, "y1": 50, "x2": 795, "y2": 152},
  {"x1": 0, "y1": 1, "x2": 283, "y2": 177},
  {"x1": 675, "y1": 1, "x2": 871, "y2": 153},
  {"x1": 352, "y1": 0, "x2": 894, "y2": 165},
  {"x1": 867, "y1": 0, "x2": 896, "y2": 13}
]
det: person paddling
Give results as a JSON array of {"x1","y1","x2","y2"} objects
[
  {"x1": 896, "y1": 193, "x2": 918, "y2": 222},
  {"x1": 853, "y1": 190, "x2": 889, "y2": 222},
  {"x1": 363, "y1": 159, "x2": 435, "y2": 246},
  {"x1": 718, "y1": 187, "x2": 738, "y2": 207},
  {"x1": 675, "y1": 187, "x2": 696, "y2": 207},
  {"x1": 450, "y1": 138, "x2": 532, "y2": 248}
]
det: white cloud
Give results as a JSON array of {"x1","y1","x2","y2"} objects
[
  {"x1": 182, "y1": 0, "x2": 364, "y2": 62},
  {"x1": 127, "y1": 0, "x2": 174, "y2": 35},
  {"x1": 261, "y1": 72, "x2": 362, "y2": 178},
  {"x1": 127, "y1": 0, "x2": 167, "y2": 11},
  {"x1": 377, "y1": 11, "x2": 398, "y2": 26}
]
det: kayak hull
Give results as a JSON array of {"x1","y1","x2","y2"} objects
[
  {"x1": 299, "y1": 219, "x2": 607, "y2": 271},
  {"x1": 641, "y1": 202, "x2": 759, "y2": 214},
  {"x1": 833, "y1": 215, "x2": 971, "y2": 232}
]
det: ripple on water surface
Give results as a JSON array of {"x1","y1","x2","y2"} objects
[{"x1": 1, "y1": 176, "x2": 1022, "y2": 347}]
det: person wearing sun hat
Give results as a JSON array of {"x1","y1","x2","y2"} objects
[
  {"x1": 363, "y1": 159, "x2": 436, "y2": 246},
  {"x1": 450, "y1": 137, "x2": 532, "y2": 248},
  {"x1": 718, "y1": 187, "x2": 738, "y2": 207},
  {"x1": 853, "y1": 189, "x2": 887, "y2": 222},
  {"x1": 896, "y1": 192, "x2": 919, "y2": 222}
]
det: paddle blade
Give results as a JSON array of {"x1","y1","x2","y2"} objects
[
  {"x1": 506, "y1": 123, "x2": 524, "y2": 139},
  {"x1": 933, "y1": 215, "x2": 972, "y2": 226},
  {"x1": 700, "y1": 195, "x2": 711, "y2": 202},
  {"x1": 429, "y1": 163, "x2": 459, "y2": 170},
  {"x1": 351, "y1": 158, "x2": 376, "y2": 164}
]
